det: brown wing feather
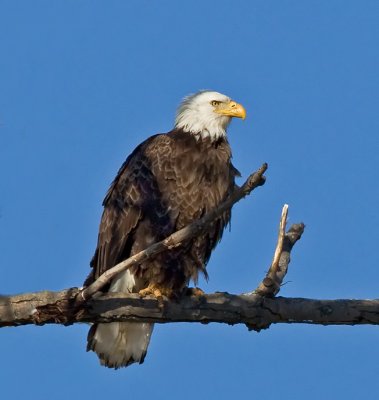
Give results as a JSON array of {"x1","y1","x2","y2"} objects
[{"x1": 84, "y1": 136, "x2": 160, "y2": 286}]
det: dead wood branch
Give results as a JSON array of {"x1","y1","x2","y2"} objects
[{"x1": 2, "y1": 290, "x2": 379, "y2": 331}]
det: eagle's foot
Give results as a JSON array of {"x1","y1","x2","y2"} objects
[
  {"x1": 138, "y1": 284, "x2": 174, "y2": 301},
  {"x1": 185, "y1": 286, "x2": 205, "y2": 297}
]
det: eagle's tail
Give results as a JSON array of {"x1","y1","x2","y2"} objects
[
  {"x1": 86, "y1": 269, "x2": 153, "y2": 368},
  {"x1": 87, "y1": 321, "x2": 154, "y2": 368}
]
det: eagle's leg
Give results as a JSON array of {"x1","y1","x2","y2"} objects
[{"x1": 138, "y1": 283, "x2": 174, "y2": 300}]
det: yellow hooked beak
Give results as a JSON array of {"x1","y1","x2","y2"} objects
[{"x1": 214, "y1": 100, "x2": 246, "y2": 120}]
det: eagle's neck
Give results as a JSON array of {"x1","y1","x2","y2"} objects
[{"x1": 174, "y1": 110, "x2": 230, "y2": 141}]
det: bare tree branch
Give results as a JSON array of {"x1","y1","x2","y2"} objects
[{"x1": 2, "y1": 289, "x2": 379, "y2": 330}]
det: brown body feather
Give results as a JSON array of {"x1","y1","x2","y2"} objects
[
  {"x1": 85, "y1": 128, "x2": 239, "y2": 290},
  {"x1": 85, "y1": 128, "x2": 239, "y2": 367}
]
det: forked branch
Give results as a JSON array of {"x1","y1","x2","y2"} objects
[{"x1": 254, "y1": 205, "x2": 304, "y2": 297}]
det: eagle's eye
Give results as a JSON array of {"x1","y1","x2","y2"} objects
[{"x1": 211, "y1": 100, "x2": 221, "y2": 107}]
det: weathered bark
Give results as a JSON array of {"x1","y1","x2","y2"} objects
[{"x1": 1, "y1": 290, "x2": 379, "y2": 331}]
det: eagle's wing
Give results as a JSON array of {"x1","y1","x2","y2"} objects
[
  {"x1": 84, "y1": 135, "x2": 159, "y2": 285},
  {"x1": 84, "y1": 134, "x2": 176, "y2": 286}
]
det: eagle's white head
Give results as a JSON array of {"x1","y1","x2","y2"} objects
[{"x1": 175, "y1": 90, "x2": 246, "y2": 141}]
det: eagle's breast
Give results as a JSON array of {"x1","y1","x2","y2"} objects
[{"x1": 127, "y1": 128, "x2": 238, "y2": 288}]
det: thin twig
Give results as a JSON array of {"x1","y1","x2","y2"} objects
[
  {"x1": 271, "y1": 204, "x2": 288, "y2": 272},
  {"x1": 79, "y1": 163, "x2": 268, "y2": 302}
]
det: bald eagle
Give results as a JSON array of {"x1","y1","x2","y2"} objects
[{"x1": 85, "y1": 91, "x2": 246, "y2": 368}]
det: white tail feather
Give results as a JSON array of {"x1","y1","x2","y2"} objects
[
  {"x1": 87, "y1": 270, "x2": 154, "y2": 368},
  {"x1": 89, "y1": 322, "x2": 153, "y2": 368}
]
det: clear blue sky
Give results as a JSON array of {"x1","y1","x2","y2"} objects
[{"x1": 1, "y1": 1, "x2": 379, "y2": 399}]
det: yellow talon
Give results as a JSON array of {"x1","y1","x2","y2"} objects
[{"x1": 138, "y1": 284, "x2": 174, "y2": 299}]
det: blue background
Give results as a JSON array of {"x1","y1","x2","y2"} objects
[{"x1": 1, "y1": 1, "x2": 379, "y2": 398}]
